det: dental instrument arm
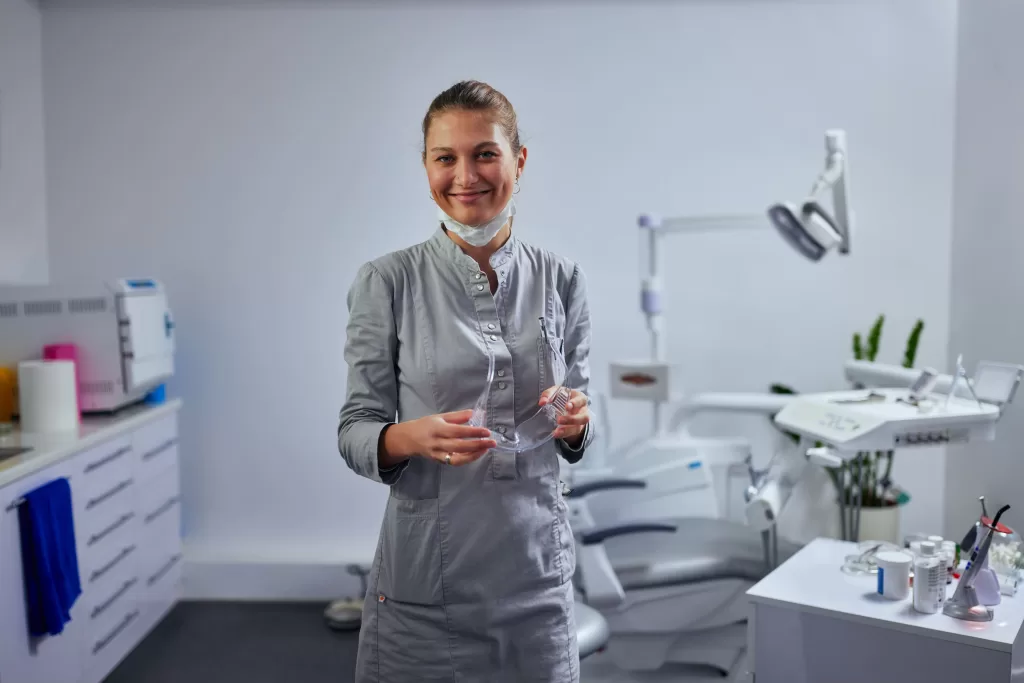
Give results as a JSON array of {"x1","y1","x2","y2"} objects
[
  {"x1": 844, "y1": 360, "x2": 956, "y2": 393},
  {"x1": 635, "y1": 214, "x2": 767, "y2": 434},
  {"x1": 667, "y1": 392, "x2": 795, "y2": 433},
  {"x1": 846, "y1": 359, "x2": 1024, "y2": 414},
  {"x1": 621, "y1": 131, "x2": 853, "y2": 435}
]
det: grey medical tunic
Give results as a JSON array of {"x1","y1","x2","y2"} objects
[{"x1": 338, "y1": 226, "x2": 595, "y2": 683}]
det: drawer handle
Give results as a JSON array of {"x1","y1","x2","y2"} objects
[
  {"x1": 90, "y1": 544, "x2": 136, "y2": 583},
  {"x1": 92, "y1": 577, "x2": 137, "y2": 619},
  {"x1": 88, "y1": 512, "x2": 135, "y2": 546},
  {"x1": 84, "y1": 445, "x2": 132, "y2": 473},
  {"x1": 86, "y1": 478, "x2": 134, "y2": 510},
  {"x1": 92, "y1": 609, "x2": 139, "y2": 655},
  {"x1": 145, "y1": 496, "x2": 180, "y2": 524},
  {"x1": 142, "y1": 438, "x2": 178, "y2": 461},
  {"x1": 148, "y1": 553, "x2": 183, "y2": 587}
]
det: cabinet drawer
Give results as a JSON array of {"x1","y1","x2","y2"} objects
[
  {"x1": 79, "y1": 511, "x2": 140, "y2": 588},
  {"x1": 80, "y1": 577, "x2": 141, "y2": 681},
  {"x1": 138, "y1": 463, "x2": 180, "y2": 540},
  {"x1": 142, "y1": 549, "x2": 183, "y2": 597},
  {"x1": 75, "y1": 435, "x2": 134, "y2": 510},
  {"x1": 86, "y1": 572, "x2": 139, "y2": 633},
  {"x1": 133, "y1": 413, "x2": 178, "y2": 483},
  {"x1": 138, "y1": 440, "x2": 178, "y2": 484},
  {"x1": 77, "y1": 488, "x2": 137, "y2": 564}
]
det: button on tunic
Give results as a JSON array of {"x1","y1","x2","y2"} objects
[{"x1": 338, "y1": 227, "x2": 595, "y2": 682}]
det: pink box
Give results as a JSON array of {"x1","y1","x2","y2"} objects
[{"x1": 43, "y1": 343, "x2": 81, "y2": 421}]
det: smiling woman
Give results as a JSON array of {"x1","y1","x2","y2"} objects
[
  {"x1": 337, "y1": 80, "x2": 596, "y2": 683},
  {"x1": 422, "y1": 82, "x2": 526, "y2": 254}
]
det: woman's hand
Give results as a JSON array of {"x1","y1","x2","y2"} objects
[
  {"x1": 383, "y1": 409, "x2": 497, "y2": 466},
  {"x1": 539, "y1": 388, "x2": 590, "y2": 447}
]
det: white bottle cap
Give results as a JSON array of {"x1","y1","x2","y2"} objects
[
  {"x1": 876, "y1": 550, "x2": 912, "y2": 566},
  {"x1": 928, "y1": 535, "x2": 944, "y2": 545},
  {"x1": 920, "y1": 541, "x2": 936, "y2": 556}
]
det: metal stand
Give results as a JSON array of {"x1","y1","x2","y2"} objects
[
  {"x1": 837, "y1": 464, "x2": 864, "y2": 542},
  {"x1": 324, "y1": 564, "x2": 370, "y2": 632}
]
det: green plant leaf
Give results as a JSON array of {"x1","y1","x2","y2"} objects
[
  {"x1": 867, "y1": 314, "x2": 885, "y2": 362},
  {"x1": 903, "y1": 319, "x2": 925, "y2": 369},
  {"x1": 853, "y1": 332, "x2": 863, "y2": 361}
]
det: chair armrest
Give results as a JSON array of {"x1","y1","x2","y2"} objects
[
  {"x1": 580, "y1": 523, "x2": 677, "y2": 545},
  {"x1": 565, "y1": 478, "x2": 645, "y2": 499}
]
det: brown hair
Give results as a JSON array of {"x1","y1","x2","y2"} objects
[{"x1": 422, "y1": 80, "x2": 522, "y2": 160}]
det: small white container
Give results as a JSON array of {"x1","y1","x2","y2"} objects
[
  {"x1": 876, "y1": 550, "x2": 912, "y2": 601},
  {"x1": 913, "y1": 542, "x2": 944, "y2": 614}
]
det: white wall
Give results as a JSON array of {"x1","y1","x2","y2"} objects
[
  {"x1": 40, "y1": 0, "x2": 959, "y2": 597},
  {"x1": 0, "y1": 0, "x2": 48, "y2": 284},
  {"x1": 944, "y1": 0, "x2": 1024, "y2": 539}
]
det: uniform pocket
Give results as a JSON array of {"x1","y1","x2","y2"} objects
[
  {"x1": 376, "y1": 497, "x2": 444, "y2": 606},
  {"x1": 537, "y1": 335, "x2": 567, "y2": 396}
]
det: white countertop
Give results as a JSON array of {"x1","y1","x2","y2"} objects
[
  {"x1": 0, "y1": 398, "x2": 182, "y2": 488},
  {"x1": 747, "y1": 537, "x2": 1024, "y2": 652}
]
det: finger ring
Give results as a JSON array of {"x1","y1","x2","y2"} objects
[{"x1": 445, "y1": 453, "x2": 452, "y2": 465}]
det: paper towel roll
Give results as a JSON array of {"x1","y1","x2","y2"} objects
[{"x1": 18, "y1": 360, "x2": 80, "y2": 433}]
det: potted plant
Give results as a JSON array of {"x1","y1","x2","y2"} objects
[{"x1": 770, "y1": 314, "x2": 924, "y2": 543}]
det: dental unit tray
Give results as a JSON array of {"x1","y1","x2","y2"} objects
[{"x1": 773, "y1": 360, "x2": 1024, "y2": 455}]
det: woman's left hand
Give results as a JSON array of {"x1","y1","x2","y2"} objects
[{"x1": 539, "y1": 387, "x2": 590, "y2": 446}]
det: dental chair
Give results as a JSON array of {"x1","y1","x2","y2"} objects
[
  {"x1": 575, "y1": 393, "x2": 793, "y2": 532},
  {"x1": 567, "y1": 482, "x2": 678, "y2": 669},
  {"x1": 567, "y1": 459, "x2": 806, "y2": 679}
]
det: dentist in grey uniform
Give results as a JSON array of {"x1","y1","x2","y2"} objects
[{"x1": 338, "y1": 80, "x2": 595, "y2": 682}]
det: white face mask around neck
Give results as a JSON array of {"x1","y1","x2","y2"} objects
[{"x1": 438, "y1": 198, "x2": 516, "y2": 248}]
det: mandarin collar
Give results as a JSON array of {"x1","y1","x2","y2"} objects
[{"x1": 428, "y1": 224, "x2": 518, "y2": 272}]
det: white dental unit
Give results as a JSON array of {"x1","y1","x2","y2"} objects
[
  {"x1": 744, "y1": 359, "x2": 1024, "y2": 683},
  {"x1": 572, "y1": 130, "x2": 853, "y2": 681}
]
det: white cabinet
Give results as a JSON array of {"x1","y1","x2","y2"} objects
[
  {"x1": 0, "y1": 403, "x2": 182, "y2": 683},
  {"x1": 0, "y1": 459, "x2": 86, "y2": 683}
]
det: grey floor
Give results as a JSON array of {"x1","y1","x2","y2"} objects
[
  {"x1": 104, "y1": 601, "x2": 728, "y2": 683},
  {"x1": 105, "y1": 601, "x2": 360, "y2": 683}
]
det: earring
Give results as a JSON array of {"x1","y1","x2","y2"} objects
[{"x1": 514, "y1": 179, "x2": 521, "y2": 195}]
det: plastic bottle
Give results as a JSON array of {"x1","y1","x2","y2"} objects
[
  {"x1": 913, "y1": 541, "x2": 943, "y2": 614},
  {"x1": 941, "y1": 540, "x2": 957, "y2": 585}
]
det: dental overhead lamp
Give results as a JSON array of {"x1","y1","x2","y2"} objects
[
  {"x1": 767, "y1": 129, "x2": 852, "y2": 262},
  {"x1": 609, "y1": 130, "x2": 853, "y2": 434}
]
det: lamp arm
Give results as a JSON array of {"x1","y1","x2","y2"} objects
[
  {"x1": 809, "y1": 150, "x2": 844, "y2": 196},
  {"x1": 820, "y1": 130, "x2": 851, "y2": 254}
]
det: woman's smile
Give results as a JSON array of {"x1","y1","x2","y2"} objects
[{"x1": 449, "y1": 189, "x2": 491, "y2": 205}]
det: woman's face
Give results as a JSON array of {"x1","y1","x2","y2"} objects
[{"x1": 425, "y1": 109, "x2": 526, "y2": 227}]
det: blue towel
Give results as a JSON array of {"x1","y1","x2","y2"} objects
[{"x1": 18, "y1": 477, "x2": 82, "y2": 637}]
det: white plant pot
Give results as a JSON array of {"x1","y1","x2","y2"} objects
[{"x1": 855, "y1": 505, "x2": 902, "y2": 544}]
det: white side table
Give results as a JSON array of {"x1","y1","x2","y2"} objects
[{"x1": 745, "y1": 537, "x2": 1024, "y2": 683}]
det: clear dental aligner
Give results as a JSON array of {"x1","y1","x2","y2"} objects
[{"x1": 469, "y1": 318, "x2": 572, "y2": 453}]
